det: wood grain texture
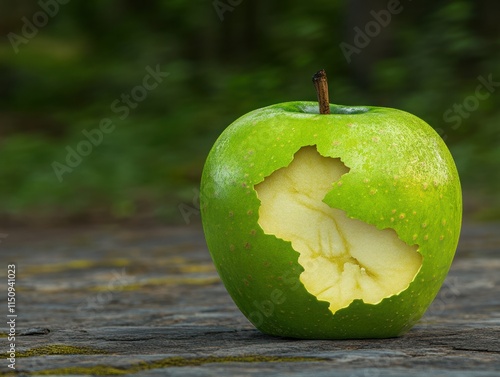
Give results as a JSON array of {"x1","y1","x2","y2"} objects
[{"x1": 0, "y1": 223, "x2": 499, "y2": 376}]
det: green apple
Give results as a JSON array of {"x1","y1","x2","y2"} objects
[{"x1": 200, "y1": 85, "x2": 462, "y2": 339}]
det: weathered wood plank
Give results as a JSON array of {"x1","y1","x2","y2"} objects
[{"x1": 0, "y1": 223, "x2": 499, "y2": 376}]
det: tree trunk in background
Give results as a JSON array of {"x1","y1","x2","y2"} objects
[
  {"x1": 475, "y1": 0, "x2": 500, "y2": 40},
  {"x1": 343, "y1": 0, "x2": 395, "y2": 88}
]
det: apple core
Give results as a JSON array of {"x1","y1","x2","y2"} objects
[{"x1": 255, "y1": 146, "x2": 423, "y2": 314}]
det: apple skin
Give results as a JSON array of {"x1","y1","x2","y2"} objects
[{"x1": 200, "y1": 101, "x2": 462, "y2": 339}]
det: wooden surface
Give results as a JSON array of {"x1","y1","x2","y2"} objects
[{"x1": 1, "y1": 222, "x2": 499, "y2": 376}]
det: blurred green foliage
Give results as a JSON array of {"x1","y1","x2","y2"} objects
[{"x1": 0, "y1": 0, "x2": 499, "y2": 224}]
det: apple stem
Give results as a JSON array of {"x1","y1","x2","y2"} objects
[{"x1": 312, "y1": 69, "x2": 331, "y2": 114}]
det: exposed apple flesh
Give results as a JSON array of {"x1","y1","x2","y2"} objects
[{"x1": 256, "y1": 146, "x2": 422, "y2": 314}]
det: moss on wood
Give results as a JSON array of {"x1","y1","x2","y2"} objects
[{"x1": 27, "y1": 355, "x2": 324, "y2": 375}]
